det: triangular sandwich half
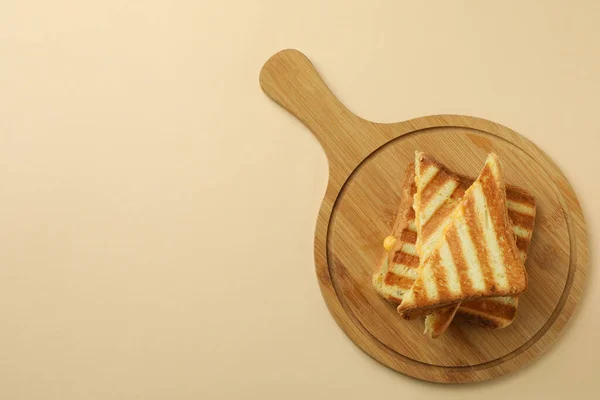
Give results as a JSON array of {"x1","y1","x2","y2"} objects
[
  {"x1": 425, "y1": 185, "x2": 536, "y2": 336},
  {"x1": 455, "y1": 183, "x2": 535, "y2": 329},
  {"x1": 414, "y1": 152, "x2": 536, "y2": 337}
]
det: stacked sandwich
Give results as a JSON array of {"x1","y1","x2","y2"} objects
[{"x1": 372, "y1": 151, "x2": 536, "y2": 338}]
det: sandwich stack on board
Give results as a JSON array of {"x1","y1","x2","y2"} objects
[{"x1": 373, "y1": 151, "x2": 536, "y2": 338}]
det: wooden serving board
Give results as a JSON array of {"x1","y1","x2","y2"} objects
[{"x1": 259, "y1": 49, "x2": 588, "y2": 383}]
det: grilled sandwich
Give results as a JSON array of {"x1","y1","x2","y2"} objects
[
  {"x1": 397, "y1": 153, "x2": 528, "y2": 317},
  {"x1": 372, "y1": 159, "x2": 536, "y2": 332}
]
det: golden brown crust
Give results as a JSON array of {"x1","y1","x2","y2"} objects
[
  {"x1": 455, "y1": 297, "x2": 518, "y2": 329},
  {"x1": 507, "y1": 210, "x2": 535, "y2": 230},
  {"x1": 399, "y1": 230, "x2": 417, "y2": 244},
  {"x1": 391, "y1": 163, "x2": 417, "y2": 234},
  {"x1": 425, "y1": 305, "x2": 459, "y2": 338},
  {"x1": 454, "y1": 311, "x2": 510, "y2": 329},
  {"x1": 383, "y1": 273, "x2": 417, "y2": 289},
  {"x1": 392, "y1": 251, "x2": 419, "y2": 268},
  {"x1": 505, "y1": 185, "x2": 536, "y2": 204},
  {"x1": 515, "y1": 237, "x2": 529, "y2": 253},
  {"x1": 459, "y1": 298, "x2": 517, "y2": 322}
]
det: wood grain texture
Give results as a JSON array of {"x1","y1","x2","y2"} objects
[{"x1": 259, "y1": 49, "x2": 588, "y2": 383}]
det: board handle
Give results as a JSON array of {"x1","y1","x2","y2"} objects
[{"x1": 260, "y1": 49, "x2": 387, "y2": 172}]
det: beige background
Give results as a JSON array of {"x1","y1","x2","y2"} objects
[{"x1": 1, "y1": 1, "x2": 599, "y2": 398}]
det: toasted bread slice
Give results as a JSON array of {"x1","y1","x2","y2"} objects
[
  {"x1": 397, "y1": 153, "x2": 528, "y2": 315},
  {"x1": 423, "y1": 305, "x2": 460, "y2": 338},
  {"x1": 456, "y1": 296, "x2": 519, "y2": 328},
  {"x1": 414, "y1": 154, "x2": 536, "y2": 337},
  {"x1": 430, "y1": 185, "x2": 536, "y2": 333}
]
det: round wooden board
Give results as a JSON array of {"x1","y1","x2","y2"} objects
[{"x1": 259, "y1": 49, "x2": 588, "y2": 383}]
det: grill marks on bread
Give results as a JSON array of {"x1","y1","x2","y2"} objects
[
  {"x1": 480, "y1": 163, "x2": 527, "y2": 290},
  {"x1": 462, "y1": 194, "x2": 494, "y2": 292},
  {"x1": 372, "y1": 155, "x2": 536, "y2": 332},
  {"x1": 445, "y1": 227, "x2": 472, "y2": 295},
  {"x1": 371, "y1": 164, "x2": 421, "y2": 299},
  {"x1": 397, "y1": 153, "x2": 528, "y2": 315}
]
